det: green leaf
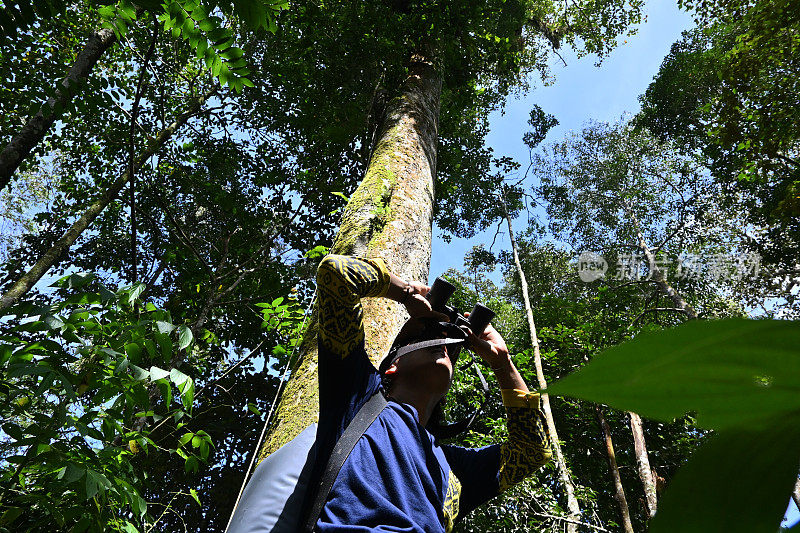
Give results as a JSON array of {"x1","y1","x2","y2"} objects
[
  {"x1": 119, "y1": 3, "x2": 136, "y2": 20},
  {"x1": 128, "y1": 283, "x2": 145, "y2": 304},
  {"x1": 177, "y1": 325, "x2": 193, "y2": 350},
  {"x1": 211, "y1": 55, "x2": 222, "y2": 76},
  {"x1": 547, "y1": 319, "x2": 800, "y2": 431},
  {"x1": 649, "y1": 417, "x2": 800, "y2": 533},
  {"x1": 179, "y1": 377, "x2": 194, "y2": 411},
  {"x1": 124, "y1": 342, "x2": 141, "y2": 361},
  {"x1": 198, "y1": 18, "x2": 213, "y2": 31},
  {"x1": 157, "y1": 378, "x2": 172, "y2": 409},
  {"x1": 220, "y1": 47, "x2": 244, "y2": 60},
  {"x1": 62, "y1": 463, "x2": 86, "y2": 483},
  {"x1": 155, "y1": 332, "x2": 172, "y2": 362},
  {"x1": 149, "y1": 366, "x2": 170, "y2": 381},
  {"x1": 178, "y1": 432, "x2": 193, "y2": 446},
  {"x1": 97, "y1": 5, "x2": 116, "y2": 18},
  {"x1": 247, "y1": 403, "x2": 261, "y2": 416},
  {"x1": 121, "y1": 522, "x2": 139, "y2": 533},
  {"x1": 114, "y1": 357, "x2": 130, "y2": 375},
  {"x1": 0, "y1": 507, "x2": 23, "y2": 525},
  {"x1": 70, "y1": 272, "x2": 96, "y2": 288},
  {"x1": 155, "y1": 321, "x2": 176, "y2": 335},
  {"x1": 185, "y1": 455, "x2": 199, "y2": 473},
  {"x1": 129, "y1": 489, "x2": 147, "y2": 518},
  {"x1": 189, "y1": 488, "x2": 201, "y2": 506},
  {"x1": 43, "y1": 314, "x2": 65, "y2": 330},
  {"x1": 169, "y1": 368, "x2": 190, "y2": 386},
  {"x1": 85, "y1": 469, "x2": 103, "y2": 499},
  {"x1": 190, "y1": 5, "x2": 206, "y2": 20},
  {"x1": 195, "y1": 37, "x2": 208, "y2": 57},
  {"x1": 2, "y1": 423, "x2": 23, "y2": 441},
  {"x1": 143, "y1": 339, "x2": 157, "y2": 359},
  {"x1": 130, "y1": 364, "x2": 149, "y2": 381}
]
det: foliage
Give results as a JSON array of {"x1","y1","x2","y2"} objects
[
  {"x1": 637, "y1": 2, "x2": 800, "y2": 309},
  {"x1": 0, "y1": 269, "x2": 308, "y2": 531},
  {"x1": 0, "y1": 162, "x2": 57, "y2": 261},
  {"x1": 0, "y1": 272, "x2": 205, "y2": 531},
  {"x1": 440, "y1": 255, "x2": 696, "y2": 531},
  {"x1": 140, "y1": 292, "x2": 306, "y2": 531},
  {"x1": 1, "y1": 0, "x2": 287, "y2": 91},
  {"x1": 533, "y1": 118, "x2": 762, "y2": 320},
  {"x1": 549, "y1": 318, "x2": 800, "y2": 532}
]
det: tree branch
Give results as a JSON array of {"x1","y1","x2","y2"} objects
[
  {"x1": 129, "y1": 17, "x2": 159, "y2": 283},
  {"x1": 0, "y1": 28, "x2": 117, "y2": 190},
  {"x1": 0, "y1": 90, "x2": 216, "y2": 311},
  {"x1": 629, "y1": 307, "x2": 690, "y2": 329},
  {"x1": 531, "y1": 512, "x2": 610, "y2": 532}
]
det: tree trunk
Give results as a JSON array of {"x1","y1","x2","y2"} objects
[
  {"x1": 258, "y1": 53, "x2": 441, "y2": 458},
  {"x1": 0, "y1": 28, "x2": 117, "y2": 190},
  {"x1": 627, "y1": 204, "x2": 698, "y2": 320},
  {"x1": 501, "y1": 204, "x2": 582, "y2": 531},
  {"x1": 596, "y1": 406, "x2": 634, "y2": 533},
  {"x1": 629, "y1": 411, "x2": 657, "y2": 518},
  {"x1": 0, "y1": 92, "x2": 212, "y2": 311},
  {"x1": 622, "y1": 203, "x2": 698, "y2": 521}
]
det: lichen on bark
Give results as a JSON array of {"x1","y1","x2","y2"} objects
[{"x1": 258, "y1": 55, "x2": 442, "y2": 459}]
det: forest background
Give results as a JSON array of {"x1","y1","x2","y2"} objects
[{"x1": 0, "y1": 0, "x2": 798, "y2": 531}]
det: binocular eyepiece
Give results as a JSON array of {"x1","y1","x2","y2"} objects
[{"x1": 426, "y1": 277, "x2": 495, "y2": 336}]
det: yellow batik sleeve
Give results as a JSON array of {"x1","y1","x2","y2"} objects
[
  {"x1": 498, "y1": 389, "x2": 553, "y2": 492},
  {"x1": 316, "y1": 254, "x2": 391, "y2": 359}
]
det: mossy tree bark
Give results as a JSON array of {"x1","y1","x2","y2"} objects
[{"x1": 258, "y1": 53, "x2": 441, "y2": 458}]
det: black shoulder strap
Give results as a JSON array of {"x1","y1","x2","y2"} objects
[{"x1": 302, "y1": 391, "x2": 388, "y2": 532}]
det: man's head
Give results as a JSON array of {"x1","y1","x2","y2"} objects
[{"x1": 379, "y1": 318, "x2": 468, "y2": 397}]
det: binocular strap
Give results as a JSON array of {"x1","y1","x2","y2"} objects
[{"x1": 394, "y1": 337, "x2": 467, "y2": 359}]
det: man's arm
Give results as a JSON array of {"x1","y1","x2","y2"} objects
[
  {"x1": 316, "y1": 255, "x2": 391, "y2": 359},
  {"x1": 316, "y1": 255, "x2": 436, "y2": 359},
  {"x1": 467, "y1": 324, "x2": 553, "y2": 491}
]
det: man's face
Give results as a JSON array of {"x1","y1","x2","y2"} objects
[{"x1": 386, "y1": 342, "x2": 454, "y2": 396}]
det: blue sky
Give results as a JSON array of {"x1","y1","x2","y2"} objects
[{"x1": 430, "y1": 0, "x2": 697, "y2": 282}]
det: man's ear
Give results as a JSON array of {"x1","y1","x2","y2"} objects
[{"x1": 384, "y1": 358, "x2": 401, "y2": 376}]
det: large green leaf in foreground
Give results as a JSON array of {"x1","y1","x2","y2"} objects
[
  {"x1": 546, "y1": 319, "x2": 800, "y2": 532},
  {"x1": 548, "y1": 319, "x2": 800, "y2": 430}
]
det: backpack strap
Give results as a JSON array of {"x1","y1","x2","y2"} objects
[{"x1": 302, "y1": 391, "x2": 388, "y2": 532}]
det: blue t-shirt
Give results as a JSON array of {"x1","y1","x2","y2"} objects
[{"x1": 314, "y1": 341, "x2": 501, "y2": 533}]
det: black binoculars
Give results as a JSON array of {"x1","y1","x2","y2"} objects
[{"x1": 426, "y1": 277, "x2": 496, "y2": 337}]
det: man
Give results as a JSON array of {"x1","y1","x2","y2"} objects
[{"x1": 311, "y1": 254, "x2": 552, "y2": 532}]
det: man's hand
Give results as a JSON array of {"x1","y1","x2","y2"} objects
[
  {"x1": 464, "y1": 312, "x2": 510, "y2": 368},
  {"x1": 387, "y1": 273, "x2": 448, "y2": 321},
  {"x1": 404, "y1": 282, "x2": 449, "y2": 321},
  {"x1": 464, "y1": 312, "x2": 528, "y2": 391}
]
